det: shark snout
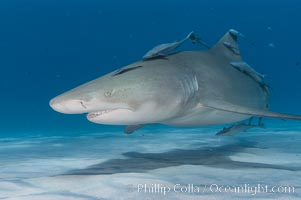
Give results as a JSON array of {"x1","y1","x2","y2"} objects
[{"x1": 49, "y1": 97, "x2": 89, "y2": 114}]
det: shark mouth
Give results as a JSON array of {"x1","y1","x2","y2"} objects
[
  {"x1": 87, "y1": 109, "x2": 117, "y2": 119},
  {"x1": 86, "y1": 108, "x2": 134, "y2": 121}
]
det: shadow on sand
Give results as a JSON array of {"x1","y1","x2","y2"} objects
[{"x1": 65, "y1": 141, "x2": 299, "y2": 175}]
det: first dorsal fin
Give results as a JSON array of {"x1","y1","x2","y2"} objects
[{"x1": 210, "y1": 29, "x2": 242, "y2": 61}]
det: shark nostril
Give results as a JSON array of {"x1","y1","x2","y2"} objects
[{"x1": 80, "y1": 101, "x2": 87, "y2": 109}]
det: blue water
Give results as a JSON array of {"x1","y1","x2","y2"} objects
[{"x1": 0, "y1": 1, "x2": 301, "y2": 199}]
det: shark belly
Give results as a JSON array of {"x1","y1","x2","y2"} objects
[{"x1": 162, "y1": 105, "x2": 249, "y2": 126}]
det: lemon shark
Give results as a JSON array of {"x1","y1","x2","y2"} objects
[{"x1": 49, "y1": 30, "x2": 301, "y2": 133}]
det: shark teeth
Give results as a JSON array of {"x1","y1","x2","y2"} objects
[{"x1": 87, "y1": 109, "x2": 117, "y2": 119}]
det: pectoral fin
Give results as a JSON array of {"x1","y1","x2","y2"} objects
[
  {"x1": 202, "y1": 100, "x2": 301, "y2": 120},
  {"x1": 124, "y1": 125, "x2": 145, "y2": 134}
]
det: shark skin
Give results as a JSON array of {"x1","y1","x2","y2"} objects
[{"x1": 49, "y1": 30, "x2": 301, "y2": 133}]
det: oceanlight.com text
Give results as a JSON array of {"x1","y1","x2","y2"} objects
[{"x1": 127, "y1": 183, "x2": 295, "y2": 196}]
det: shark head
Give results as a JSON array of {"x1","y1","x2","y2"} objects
[{"x1": 50, "y1": 59, "x2": 194, "y2": 125}]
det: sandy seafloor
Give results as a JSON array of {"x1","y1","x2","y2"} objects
[{"x1": 1, "y1": 122, "x2": 301, "y2": 200}]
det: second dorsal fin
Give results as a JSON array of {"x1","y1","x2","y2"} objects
[{"x1": 210, "y1": 29, "x2": 242, "y2": 61}]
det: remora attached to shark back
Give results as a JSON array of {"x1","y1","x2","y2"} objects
[{"x1": 49, "y1": 29, "x2": 301, "y2": 133}]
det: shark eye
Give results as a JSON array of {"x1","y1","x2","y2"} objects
[
  {"x1": 112, "y1": 65, "x2": 143, "y2": 76},
  {"x1": 104, "y1": 89, "x2": 115, "y2": 97}
]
